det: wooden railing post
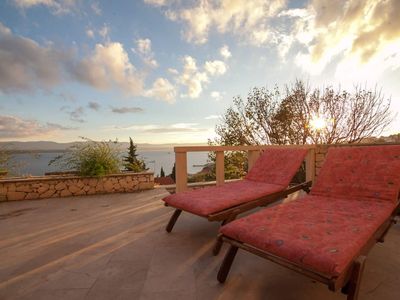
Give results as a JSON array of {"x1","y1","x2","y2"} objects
[
  {"x1": 305, "y1": 147, "x2": 316, "y2": 183},
  {"x1": 175, "y1": 152, "x2": 188, "y2": 193},
  {"x1": 247, "y1": 150, "x2": 261, "y2": 171},
  {"x1": 215, "y1": 151, "x2": 225, "y2": 186}
]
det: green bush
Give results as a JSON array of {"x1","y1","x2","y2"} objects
[{"x1": 49, "y1": 138, "x2": 121, "y2": 177}]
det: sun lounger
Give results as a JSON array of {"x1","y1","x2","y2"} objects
[
  {"x1": 217, "y1": 145, "x2": 400, "y2": 300},
  {"x1": 162, "y1": 147, "x2": 312, "y2": 254}
]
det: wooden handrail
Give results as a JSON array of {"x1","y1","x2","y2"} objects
[
  {"x1": 174, "y1": 145, "x2": 316, "y2": 193},
  {"x1": 174, "y1": 145, "x2": 315, "y2": 153}
]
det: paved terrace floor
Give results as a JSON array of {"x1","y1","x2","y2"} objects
[{"x1": 0, "y1": 189, "x2": 399, "y2": 300}]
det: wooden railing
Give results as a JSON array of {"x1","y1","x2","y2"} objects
[{"x1": 174, "y1": 145, "x2": 316, "y2": 193}]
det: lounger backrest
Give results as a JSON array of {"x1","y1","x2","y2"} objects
[
  {"x1": 311, "y1": 145, "x2": 400, "y2": 203},
  {"x1": 245, "y1": 148, "x2": 308, "y2": 186}
]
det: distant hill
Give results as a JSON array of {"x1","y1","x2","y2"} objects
[
  {"x1": 0, "y1": 141, "x2": 207, "y2": 152},
  {"x1": 361, "y1": 133, "x2": 400, "y2": 144}
]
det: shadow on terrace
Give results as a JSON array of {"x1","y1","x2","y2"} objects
[{"x1": 0, "y1": 145, "x2": 399, "y2": 300}]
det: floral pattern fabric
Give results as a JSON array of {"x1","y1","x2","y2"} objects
[
  {"x1": 245, "y1": 148, "x2": 308, "y2": 186},
  {"x1": 220, "y1": 195, "x2": 396, "y2": 277},
  {"x1": 163, "y1": 180, "x2": 284, "y2": 217},
  {"x1": 163, "y1": 148, "x2": 308, "y2": 216},
  {"x1": 220, "y1": 145, "x2": 400, "y2": 277},
  {"x1": 311, "y1": 145, "x2": 400, "y2": 203}
]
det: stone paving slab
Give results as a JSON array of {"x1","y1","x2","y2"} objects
[{"x1": 0, "y1": 189, "x2": 399, "y2": 300}]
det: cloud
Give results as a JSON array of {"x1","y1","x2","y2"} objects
[
  {"x1": 293, "y1": 0, "x2": 400, "y2": 76},
  {"x1": 143, "y1": 0, "x2": 167, "y2": 7},
  {"x1": 99, "y1": 24, "x2": 110, "y2": 39},
  {"x1": 12, "y1": 0, "x2": 78, "y2": 15},
  {"x1": 0, "y1": 23, "x2": 11, "y2": 35},
  {"x1": 91, "y1": 1, "x2": 101, "y2": 15},
  {"x1": 0, "y1": 23, "x2": 64, "y2": 92},
  {"x1": 68, "y1": 106, "x2": 85, "y2": 123},
  {"x1": 2, "y1": 24, "x2": 144, "y2": 95},
  {"x1": 146, "y1": 0, "x2": 286, "y2": 45},
  {"x1": 178, "y1": 56, "x2": 209, "y2": 98},
  {"x1": 88, "y1": 101, "x2": 100, "y2": 111},
  {"x1": 0, "y1": 115, "x2": 75, "y2": 139},
  {"x1": 0, "y1": 22, "x2": 170, "y2": 101},
  {"x1": 111, "y1": 122, "x2": 206, "y2": 134},
  {"x1": 86, "y1": 29, "x2": 95, "y2": 39},
  {"x1": 133, "y1": 38, "x2": 158, "y2": 68},
  {"x1": 204, "y1": 60, "x2": 227, "y2": 76},
  {"x1": 205, "y1": 115, "x2": 220, "y2": 120},
  {"x1": 175, "y1": 54, "x2": 229, "y2": 99},
  {"x1": 111, "y1": 106, "x2": 144, "y2": 114},
  {"x1": 167, "y1": 68, "x2": 178, "y2": 75},
  {"x1": 210, "y1": 91, "x2": 223, "y2": 101},
  {"x1": 220, "y1": 45, "x2": 231, "y2": 59},
  {"x1": 70, "y1": 42, "x2": 144, "y2": 96},
  {"x1": 145, "y1": 77, "x2": 176, "y2": 103},
  {"x1": 136, "y1": 38, "x2": 151, "y2": 54},
  {"x1": 58, "y1": 92, "x2": 76, "y2": 102}
]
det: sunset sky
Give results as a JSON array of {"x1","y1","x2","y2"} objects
[{"x1": 0, "y1": 0, "x2": 399, "y2": 144}]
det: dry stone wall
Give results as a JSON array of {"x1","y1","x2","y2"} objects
[{"x1": 0, "y1": 172, "x2": 154, "y2": 202}]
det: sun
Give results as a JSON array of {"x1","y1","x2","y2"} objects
[{"x1": 309, "y1": 116, "x2": 327, "y2": 131}]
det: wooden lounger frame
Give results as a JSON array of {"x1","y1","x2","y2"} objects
[
  {"x1": 165, "y1": 180, "x2": 312, "y2": 255},
  {"x1": 217, "y1": 199, "x2": 400, "y2": 300}
]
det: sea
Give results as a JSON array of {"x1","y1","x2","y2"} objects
[{"x1": 8, "y1": 151, "x2": 209, "y2": 177}]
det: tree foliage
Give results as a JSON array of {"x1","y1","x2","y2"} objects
[
  {"x1": 123, "y1": 137, "x2": 147, "y2": 172},
  {"x1": 160, "y1": 166, "x2": 165, "y2": 177},
  {"x1": 170, "y1": 163, "x2": 176, "y2": 181}
]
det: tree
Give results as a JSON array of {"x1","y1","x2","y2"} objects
[
  {"x1": 123, "y1": 137, "x2": 147, "y2": 172},
  {"x1": 170, "y1": 163, "x2": 176, "y2": 182},
  {"x1": 160, "y1": 166, "x2": 165, "y2": 177},
  {"x1": 211, "y1": 80, "x2": 393, "y2": 178},
  {"x1": 214, "y1": 80, "x2": 392, "y2": 146}
]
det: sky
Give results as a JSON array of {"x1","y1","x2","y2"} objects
[{"x1": 0, "y1": 0, "x2": 399, "y2": 144}]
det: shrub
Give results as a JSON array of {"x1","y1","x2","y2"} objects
[{"x1": 49, "y1": 138, "x2": 121, "y2": 177}]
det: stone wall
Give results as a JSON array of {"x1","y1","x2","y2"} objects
[{"x1": 0, "y1": 172, "x2": 154, "y2": 202}]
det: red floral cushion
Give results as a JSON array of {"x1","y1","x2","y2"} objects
[
  {"x1": 245, "y1": 148, "x2": 308, "y2": 186},
  {"x1": 163, "y1": 180, "x2": 283, "y2": 217},
  {"x1": 220, "y1": 195, "x2": 396, "y2": 277},
  {"x1": 163, "y1": 148, "x2": 308, "y2": 216},
  {"x1": 311, "y1": 145, "x2": 400, "y2": 203}
]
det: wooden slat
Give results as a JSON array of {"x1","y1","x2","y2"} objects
[
  {"x1": 215, "y1": 151, "x2": 225, "y2": 186},
  {"x1": 175, "y1": 152, "x2": 187, "y2": 193}
]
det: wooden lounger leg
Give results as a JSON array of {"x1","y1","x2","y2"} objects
[
  {"x1": 165, "y1": 209, "x2": 182, "y2": 233},
  {"x1": 217, "y1": 245, "x2": 239, "y2": 283},
  {"x1": 343, "y1": 256, "x2": 366, "y2": 300},
  {"x1": 213, "y1": 216, "x2": 237, "y2": 256},
  {"x1": 378, "y1": 218, "x2": 396, "y2": 243},
  {"x1": 213, "y1": 233, "x2": 224, "y2": 256}
]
